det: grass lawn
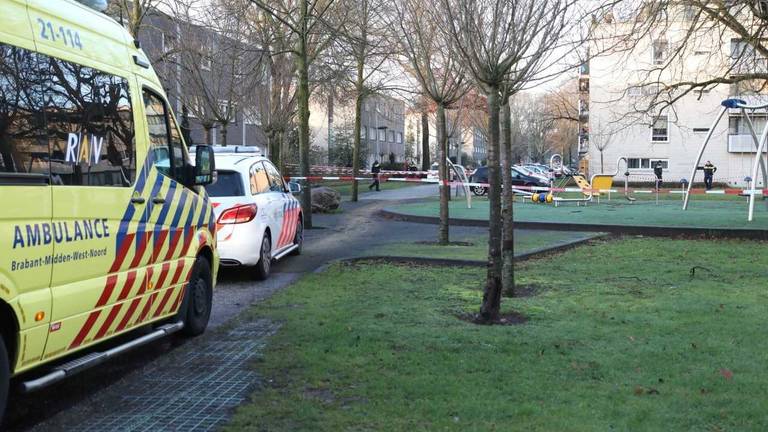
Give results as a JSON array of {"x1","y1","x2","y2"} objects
[
  {"x1": 226, "y1": 237, "x2": 768, "y2": 431},
  {"x1": 367, "y1": 229, "x2": 600, "y2": 260},
  {"x1": 389, "y1": 196, "x2": 768, "y2": 230},
  {"x1": 314, "y1": 179, "x2": 422, "y2": 198}
]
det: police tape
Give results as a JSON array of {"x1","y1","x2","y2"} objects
[{"x1": 285, "y1": 176, "x2": 768, "y2": 196}]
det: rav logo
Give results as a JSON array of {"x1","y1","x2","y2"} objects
[{"x1": 65, "y1": 132, "x2": 104, "y2": 165}]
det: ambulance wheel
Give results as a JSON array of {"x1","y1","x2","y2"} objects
[
  {"x1": 253, "y1": 234, "x2": 272, "y2": 281},
  {"x1": 180, "y1": 256, "x2": 213, "y2": 337},
  {"x1": 0, "y1": 337, "x2": 9, "y2": 423},
  {"x1": 290, "y1": 219, "x2": 303, "y2": 256}
]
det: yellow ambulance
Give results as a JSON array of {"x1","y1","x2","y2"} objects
[{"x1": 0, "y1": 0, "x2": 219, "y2": 419}]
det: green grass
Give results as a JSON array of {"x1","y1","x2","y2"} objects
[
  {"x1": 314, "y1": 179, "x2": 422, "y2": 198},
  {"x1": 368, "y1": 229, "x2": 599, "y2": 260},
  {"x1": 389, "y1": 197, "x2": 768, "y2": 230},
  {"x1": 226, "y1": 238, "x2": 768, "y2": 431}
]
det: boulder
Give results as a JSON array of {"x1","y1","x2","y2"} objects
[{"x1": 311, "y1": 186, "x2": 341, "y2": 213}]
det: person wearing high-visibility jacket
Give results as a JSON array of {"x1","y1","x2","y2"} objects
[{"x1": 697, "y1": 160, "x2": 717, "y2": 190}]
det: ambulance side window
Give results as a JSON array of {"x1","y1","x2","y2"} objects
[
  {"x1": 0, "y1": 44, "x2": 48, "y2": 184},
  {"x1": 43, "y1": 54, "x2": 136, "y2": 187},
  {"x1": 143, "y1": 90, "x2": 186, "y2": 183}
]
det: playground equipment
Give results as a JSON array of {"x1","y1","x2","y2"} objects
[
  {"x1": 543, "y1": 155, "x2": 635, "y2": 205},
  {"x1": 447, "y1": 158, "x2": 472, "y2": 209},
  {"x1": 683, "y1": 98, "x2": 768, "y2": 221}
]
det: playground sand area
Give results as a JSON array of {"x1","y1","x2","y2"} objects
[{"x1": 388, "y1": 197, "x2": 768, "y2": 231}]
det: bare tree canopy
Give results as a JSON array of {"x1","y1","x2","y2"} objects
[{"x1": 591, "y1": 1, "x2": 768, "y2": 118}]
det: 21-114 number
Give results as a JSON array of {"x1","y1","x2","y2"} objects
[{"x1": 37, "y1": 18, "x2": 83, "y2": 50}]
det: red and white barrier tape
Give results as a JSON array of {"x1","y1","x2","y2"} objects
[{"x1": 285, "y1": 176, "x2": 768, "y2": 196}]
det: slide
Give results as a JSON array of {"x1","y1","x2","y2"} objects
[{"x1": 571, "y1": 175, "x2": 593, "y2": 197}]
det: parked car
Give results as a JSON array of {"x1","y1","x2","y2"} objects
[
  {"x1": 205, "y1": 151, "x2": 303, "y2": 280},
  {"x1": 469, "y1": 166, "x2": 548, "y2": 196}
]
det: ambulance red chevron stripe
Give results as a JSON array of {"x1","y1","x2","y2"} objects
[{"x1": 69, "y1": 163, "x2": 214, "y2": 350}]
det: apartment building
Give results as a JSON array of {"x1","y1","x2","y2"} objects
[
  {"x1": 310, "y1": 94, "x2": 406, "y2": 166},
  {"x1": 130, "y1": 10, "x2": 268, "y2": 151},
  {"x1": 584, "y1": 7, "x2": 767, "y2": 186}
]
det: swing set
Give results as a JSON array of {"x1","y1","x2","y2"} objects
[{"x1": 683, "y1": 98, "x2": 768, "y2": 221}]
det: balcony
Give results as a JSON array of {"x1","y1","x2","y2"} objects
[{"x1": 728, "y1": 134, "x2": 768, "y2": 153}]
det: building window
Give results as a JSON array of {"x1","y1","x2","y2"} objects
[
  {"x1": 369, "y1": 127, "x2": 376, "y2": 140},
  {"x1": 693, "y1": 128, "x2": 710, "y2": 134},
  {"x1": 378, "y1": 129, "x2": 386, "y2": 141},
  {"x1": 729, "y1": 114, "x2": 767, "y2": 135},
  {"x1": 361, "y1": 127, "x2": 367, "y2": 139},
  {"x1": 396, "y1": 132, "x2": 402, "y2": 143},
  {"x1": 651, "y1": 115, "x2": 669, "y2": 142},
  {"x1": 388, "y1": 131, "x2": 395, "y2": 142},
  {"x1": 627, "y1": 87, "x2": 642, "y2": 97},
  {"x1": 652, "y1": 39, "x2": 668, "y2": 65}
]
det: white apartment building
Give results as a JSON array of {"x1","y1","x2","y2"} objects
[{"x1": 585, "y1": 8, "x2": 767, "y2": 187}]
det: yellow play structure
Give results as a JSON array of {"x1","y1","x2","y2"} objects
[{"x1": 540, "y1": 156, "x2": 635, "y2": 206}]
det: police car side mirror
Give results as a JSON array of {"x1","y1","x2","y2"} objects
[
  {"x1": 194, "y1": 145, "x2": 215, "y2": 185},
  {"x1": 289, "y1": 181, "x2": 302, "y2": 194}
]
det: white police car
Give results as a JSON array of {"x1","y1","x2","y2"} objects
[{"x1": 201, "y1": 146, "x2": 303, "y2": 280}]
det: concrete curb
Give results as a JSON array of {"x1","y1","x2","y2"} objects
[
  {"x1": 378, "y1": 209, "x2": 768, "y2": 240},
  {"x1": 312, "y1": 233, "x2": 606, "y2": 273}
]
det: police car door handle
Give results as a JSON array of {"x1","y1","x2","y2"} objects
[
  {"x1": 152, "y1": 197, "x2": 166, "y2": 204},
  {"x1": 131, "y1": 197, "x2": 146, "y2": 204}
]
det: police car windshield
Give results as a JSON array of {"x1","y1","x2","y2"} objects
[{"x1": 205, "y1": 170, "x2": 245, "y2": 197}]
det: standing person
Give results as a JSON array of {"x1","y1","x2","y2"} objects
[
  {"x1": 699, "y1": 160, "x2": 717, "y2": 190},
  {"x1": 653, "y1": 161, "x2": 663, "y2": 189},
  {"x1": 369, "y1": 160, "x2": 381, "y2": 191}
]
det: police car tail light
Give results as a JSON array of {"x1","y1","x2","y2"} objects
[{"x1": 218, "y1": 203, "x2": 258, "y2": 224}]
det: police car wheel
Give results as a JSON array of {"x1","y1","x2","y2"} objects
[
  {"x1": 290, "y1": 219, "x2": 303, "y2": 256},
  {"x1": 0, "y1": 336, "x2": 9, "y2": 423},
  {"x1": 180, "y1": 257, "x2": 213, "y2": 337},
  {"x1": 253, "y1": 234, "x2": 271, "y2": 281}
]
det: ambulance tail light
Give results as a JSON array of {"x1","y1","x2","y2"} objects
[{"x1": 218, "y1": 204, "x2": 258, "y2": 224}]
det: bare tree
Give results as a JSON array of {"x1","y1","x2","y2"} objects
[
  {"x1": 590, "y1": 2, "x2": 768, "y2": 121},
  {"x1": 249, "y1": 0, "x2": 345, "y2": 229},
  {"x1": 161, "y1": 0, "x2": 264, "y2": 146},
  {"x1": 591, "y1": 119, "x2": 614, "y2": 173},
  {"x1": 441, "y1": 0, "x2": 575, "y2": 322},
  {"x1": 107, "y1": 0, "x2": 157, "y2": 38},
  {"x1": 250, "y1": 8, "x2": 298, "y2": 171},
  {"x1": 335, "y1": 0, "x2": 396, "y2": 201},
  {"x1": 394, "y1": 0, "x2": 470, "y2": 245}
]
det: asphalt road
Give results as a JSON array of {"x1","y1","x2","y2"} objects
[{"x1": 4, "y1": 189, "x2": 490, "y2": 431}]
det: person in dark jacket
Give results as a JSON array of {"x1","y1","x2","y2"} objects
[
  {"x1": 698, "y1": 160, "x2": 717, "y2": 190},
  {"x1": 653, "y1": 161, "x2": 663, "y2": 188},
  {"x1": 369, "y1": 160, "x2": 381, "y2": 191}
]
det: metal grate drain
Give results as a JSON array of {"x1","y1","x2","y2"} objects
[{"x1": 80, "y1": 319, "x2": 281, "y2": 432}]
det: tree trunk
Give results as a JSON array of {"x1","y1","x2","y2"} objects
[
  {"x1": 480, "y1": 88, "x2": 503, "y2": 323},
  {"x1": 501, "y1": 99, "x2": 514, "y2": 296},
  {"x1": 221, "y1": 123, "x2": 228, "y2": 147},
  {"x1": 268, "y1": 129, "x2": 281, "y2": 167},
  {"x1": 421, "y1": 110, "x2": 430, "y2": 171},
  {"x1": 296, "y1": 0, "x2": 312, "y2": 228},
  {"x1": 277, "y1": 130, "x2": 285, "y2": 175},
  {"x1": 204, "y1": 125, "x2": 213, "y2": 145},
  {"x1": 600, "y1": 150, "x2": 604, "y2": 173},
  {"x1": 436, "y1": 103, "x2": 449, "y2": 244},
  {"x1": 352, "y1": 56, "x2": 365, "y2": 202}
]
